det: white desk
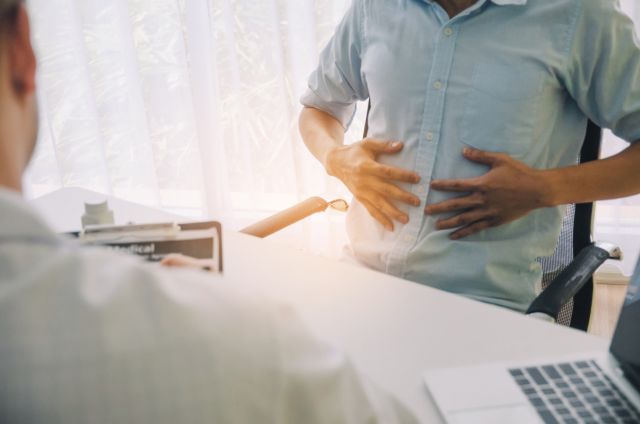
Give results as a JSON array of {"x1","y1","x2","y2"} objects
[{"x1": 32, "y1": 188, "x2": 609, "y2": 423}]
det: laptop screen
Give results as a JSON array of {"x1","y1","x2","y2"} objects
[{"x1": 610, "y1": 255, "x2": 640, "y2": 393}]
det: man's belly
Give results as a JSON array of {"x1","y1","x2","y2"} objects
[{"x1": 345, "y1": 199, "x2": 566, "y2": 312}]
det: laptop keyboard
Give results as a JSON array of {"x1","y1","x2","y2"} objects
[{"x1": 509, "y1": 360, "x2": 640, "y2": 424}]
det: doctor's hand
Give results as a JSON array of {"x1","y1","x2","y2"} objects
[
  {"x1": 160, "y1": 254, "x2": 216, "y2": 272},
  {"x1": 425, "y1": 148, "x2": 552, "y2": 240},
  {"x1": 325, "y1": 139, "x2": 422, "y2": 231}
]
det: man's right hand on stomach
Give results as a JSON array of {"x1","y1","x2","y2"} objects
[{"x1": 324, "y1": 139, "x2": 421, "y2": 231}]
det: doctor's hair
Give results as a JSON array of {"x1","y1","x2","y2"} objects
[{"x1": 0, "y1": 0, "x2": 21, "y2": 40}]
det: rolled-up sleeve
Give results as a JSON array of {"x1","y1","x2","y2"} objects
[
  {"x1": 301, "y1": 0, "x2": 369, "y2": 130},
  {"x1": 565, "y1": 0, "x2": 640, "y2": 143}
]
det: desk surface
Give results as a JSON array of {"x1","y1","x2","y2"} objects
[{"x1": 32, "y1": 188, "x2": 609, "y2": 423}]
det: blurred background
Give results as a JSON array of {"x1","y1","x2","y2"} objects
[{"x1": 22, "y1": 0, "x2": 640, "y2": 276}]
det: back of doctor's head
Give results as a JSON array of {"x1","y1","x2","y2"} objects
[
  {"x1": 0, "y1": 1, "x2": 19, "y2": 20},
  {"x1": 0, "y1": 0, "x2": 38, "y2": 193},
  {"x1": 0, "y1": 0, "x2": 21, "y2": 53}
]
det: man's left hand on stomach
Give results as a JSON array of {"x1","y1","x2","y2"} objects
[{"x1": 425, "y1": 148, "x2": 551, "y2": 240}]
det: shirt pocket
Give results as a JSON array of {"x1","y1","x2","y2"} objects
[{"x1": 460, "y1": 63, "x2": 543, "y2": 158}]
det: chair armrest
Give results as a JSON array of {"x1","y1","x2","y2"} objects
[
  {"x1": 240, "y1": 197, "x2": 330, "y2": 238},
  {"x1": 526, "y1": 242, "x2": 622, "y2": 322}
]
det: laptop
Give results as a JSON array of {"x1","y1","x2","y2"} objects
[{"x1": 425, "y1": 255, "x2": 640, "y2": 424}]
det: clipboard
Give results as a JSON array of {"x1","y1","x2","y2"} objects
[{"x1": 69, "y1": 221, "x2": 224, "y2": 272}]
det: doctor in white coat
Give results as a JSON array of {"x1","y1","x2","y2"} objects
[{"x1": 0, "y1": 1, "x2": 417, "y2": 423}]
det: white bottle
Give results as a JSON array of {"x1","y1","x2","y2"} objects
[{"x1": 81, "y1": 201, "x2": 115, "y2": 228}]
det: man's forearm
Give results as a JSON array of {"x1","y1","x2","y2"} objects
[
  {"x1": 543, "y1": 141, "x2": 640, "y2": 207},
  {"x1": 299, "y1": 107, "x2": 345, "y2": 171}
]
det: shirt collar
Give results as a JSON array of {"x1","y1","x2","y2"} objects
[
  {"x1": 0, "y1": 187, "x2": 57, "y2": 240},
  {"x1": 490, "y1": 0, "x2": 527, "y2": 5},
  {"x1": 422, "y1": 0, "x2": 527, "y2": 6}
]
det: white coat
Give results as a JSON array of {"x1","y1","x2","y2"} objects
[{"x1": 0, "y1": 188, "x2": 417, "y2": 424}]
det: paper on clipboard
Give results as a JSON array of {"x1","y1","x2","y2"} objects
[{"x1": 75, "y1": 221, "x2": 224, "y2": 272}]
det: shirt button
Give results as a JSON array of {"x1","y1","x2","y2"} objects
[
  {"x1": 404, "y1": 235, "x2": 413, "y2": 243},
  {"x1": 417, "y1": 185, "x2": 426, "y2": 194},
  {"x1": 444, "y1": 27, "x2": 454, "y2": 36},
  {"x1": 426, "y1": 132, "x2": 434, "y2": 141},
  {"x1": 433, "y1": 80, "x2": 443, "y2": 90}
]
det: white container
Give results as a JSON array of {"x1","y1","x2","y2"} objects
[{"x1": 81, "y1": 201, "x2": 115, "y2": 228}]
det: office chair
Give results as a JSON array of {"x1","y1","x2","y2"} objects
[
  {"x1": 240, "y1": 109, "x2": 621, "y2": 331},
  {"x1": 529, "y1": 120, "x2": 622, "y2": 330}
]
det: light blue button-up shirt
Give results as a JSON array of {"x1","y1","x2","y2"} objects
[{"x1": 301, "y1": 0, "x2": 640, "y2": 311}]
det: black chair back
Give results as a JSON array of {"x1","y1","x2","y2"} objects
[{"x1": 546, "y1": 121, "x2": 602, "y2": 330}]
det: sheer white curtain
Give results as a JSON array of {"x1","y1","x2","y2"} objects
[
  {"x1": 24, "y1": 0, "x2": 640, "y2": 273},
  {"x1": 24, "y1": 0, "x2": 357, "y2": 255}
]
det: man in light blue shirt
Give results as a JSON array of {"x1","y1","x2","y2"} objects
[{"x1": 300, "y1": 0, "x2": 640, "y2": 312}]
